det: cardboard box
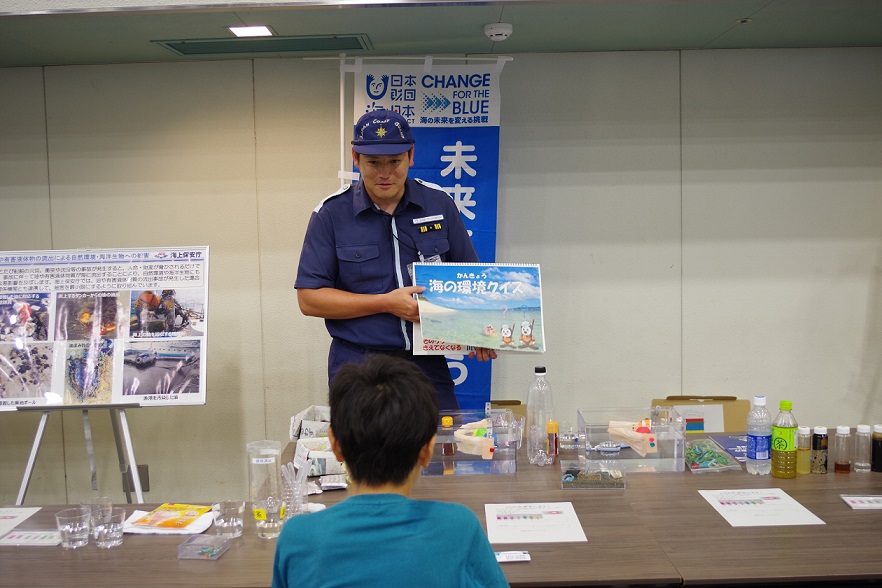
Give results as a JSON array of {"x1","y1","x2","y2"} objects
[
  {"x1": 288, "y1": 405, "x2": 345, "y2": 476},
  {"x1": 650, "y1": 396, "x2": 750, "y2": 434},
  {"x1": 294, "y1": 437, "x2": 346, "y2": 476},
  {"x1": 289, "y1": 405, "x2": 330, "y2": 441},
  {"x1": 489, "y1": 399, "x2": 526, "y2": 421}
]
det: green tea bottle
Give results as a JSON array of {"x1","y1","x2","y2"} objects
[{"x1": 771, "y1": 400, "x2": 798, "y2": 479}]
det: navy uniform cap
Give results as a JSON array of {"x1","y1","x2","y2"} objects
[{"x1": 351, "y1": 109, "x2": 415, "y2": 155}]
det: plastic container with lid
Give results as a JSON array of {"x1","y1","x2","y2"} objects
[
  {"x1": 811, "y1": 426, "x2": 828, "y2": 474},
  {"x1": 854, "y1": 424, "x2": 871, "y2": 473},
  {"x1": 873, "y1": 424, "x2": 882, "y2": 473},
  {"x1": 796, "y1": 426, "x2": 811, "y2": 475},
  {"x1": 833, "y1": 425, "x2": 852, "y2": 474}
]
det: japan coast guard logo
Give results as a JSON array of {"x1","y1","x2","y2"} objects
[{"x1": 365, "y1": 74, "x2": 389, "y2": 100}]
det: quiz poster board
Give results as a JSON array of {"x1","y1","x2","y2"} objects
[{"x1": 0, "y1": 246, "x2": 208, "y2": 410}]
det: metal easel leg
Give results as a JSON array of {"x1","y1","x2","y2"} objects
[
  {"x1": 16, "y1": 411, "x2": 50, "y2": 506},
  {"x1": 110, "y1": 408, "x2": 132, "y2": 504},
  {"x1": 82, "y1": 409, "x2": 98, "y2": 491},
  {"x1": 114, "y1": 408, "x2": 144, "y2": 503}
]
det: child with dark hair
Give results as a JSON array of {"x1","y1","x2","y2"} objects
[{"x1": 272, "y1": 354, "x2": 508, "y2": 588}]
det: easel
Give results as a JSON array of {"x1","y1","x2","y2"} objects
[{"x1": 16, "y1": 403, "x2": 144, "y2": 505}]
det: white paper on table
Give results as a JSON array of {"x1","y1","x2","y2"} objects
[
  {"x1": 484, "y1": 502, "x2": 587, "y2": 544},
  {"x1": 698, "y1": 488, "x2": 825, "y2": 527},
  {"x1": 0, "y1": 507, "x2": 41, "y2": 538}
]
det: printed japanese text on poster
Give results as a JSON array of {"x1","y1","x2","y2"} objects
[{"x1": 0, "y1": 246, "x2": 209, "y2": 410}]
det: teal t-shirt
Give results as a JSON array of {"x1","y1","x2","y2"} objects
[{"x1": 272, "y1": 494, "x2": 508, "y2": 588}]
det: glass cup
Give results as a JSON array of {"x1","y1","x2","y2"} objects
[
  {"x1": 559, "y1": 421, "x2": 578, "y2": 451},
  {"x1": 55, "y1": 508, "x2": 91, "y2": 549},
  {"x1": 254, "y1": 496, "x2": 285, "y2": 539},
  {"x1": 93, "y1": 507, "x2": 126, "y2": 548},
  {"x1": 247, "y1": 440, "x2": 285, "y2": 539},
  {"x1": 213, "y1": 500, "x2": 245, "y2": 538},
  {"x1": 283, "y1": 479, "x2": 309, "y2": 520},
  {"x1": 80, "y1": 495, "x2": 113, "y2": 540},
  {"x1": 490, "y1": 409, "x2": 520, "y2": 458}
]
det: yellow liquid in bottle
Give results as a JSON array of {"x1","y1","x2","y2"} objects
[
  {"x1": 771, "y1": 449, "x2": 797, "y2": 478},
  {"x1": 796, "y1": 447, "x2": 811, "y2": 474}
]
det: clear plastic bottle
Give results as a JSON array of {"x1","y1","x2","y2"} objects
[
  {"x1": 771, "y1": 400, "x2": 798, "y2": 479},
  {"x1": 833, "y1": 425, "x2": 852, "y2": 474},
  {"x1": 796, "y1": 426, "x2": 811, "y2": 475},
  {"x1": 811, "y1": 426, "x2": 828, "y2": 474},
  {"x1": 854, "y1": 424, "x2": 871, "y2": 473},
  {"x1": 746, "y1": 395, "x2": 772, "y2": 475},
  {"x1": 526, "y1": 366, "x2": 554, "y2": 466}
]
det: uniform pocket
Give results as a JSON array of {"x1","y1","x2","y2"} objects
[
  {"x1": 336, "y1": 244, "x2": 383, "y2": 292},
  {"x1": 413, "y1": 238, "x2": 450, "y2": 260}
]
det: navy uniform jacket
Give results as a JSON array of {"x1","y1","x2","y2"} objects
[{"x1": 295, "y1": 177, "x2": 478, "y2": 351}]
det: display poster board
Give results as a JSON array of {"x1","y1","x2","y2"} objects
[
  {"x1": 0, "y1": 246, "x2": 208, "y2": 410},
  {"x1": 412, "y1": 262, "x2": 545, "y2": 353}
]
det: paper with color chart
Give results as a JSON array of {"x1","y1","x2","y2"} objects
[
  {"x1": 0, "y1": 507, "x2": 41, "y2": 539},
  {"x1": 698, "y1": 488, "x2": 825, "y2": 527},
  {"x1": 484, "y1": 502, "x2": 587, "y2": 544},
  {"x1": 0, "y1": 530, "x2": 61, "y2": 546},
  {"x1": 840, "y1": 495, "x2": 882, "y2": 509}
]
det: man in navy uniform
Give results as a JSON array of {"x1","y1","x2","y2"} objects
[{"x1": 295, "y1": 109, "x2": 495, "y2": 410}]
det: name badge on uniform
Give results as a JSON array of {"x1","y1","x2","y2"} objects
[{"x1": 413, "y1": 215, "x2": 444, "y2": 224}]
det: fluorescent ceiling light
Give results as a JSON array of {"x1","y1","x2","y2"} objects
[{"x1": 229, "y1": 26, "x2": 273, "y2": 38}]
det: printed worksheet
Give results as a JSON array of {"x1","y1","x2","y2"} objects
[
  {"x1": 484, "y1": 502, "x2": 587, "y2": 543},
  {"x1": 698, "y1": 488, "x2": 825, "y2": 527},
  {"x1": 0, "y1": 507, "x2": 41, "y2": 539}
]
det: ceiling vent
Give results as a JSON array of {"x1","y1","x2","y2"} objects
[{"x1": 154, "y1": 34, "x2": 371, "y2": 56}]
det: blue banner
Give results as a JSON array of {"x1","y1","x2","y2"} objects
[{"x1": 353, "y1": 62, "x2": 503, "y2": 409}]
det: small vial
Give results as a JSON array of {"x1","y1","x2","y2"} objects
[
  {"x1": 811, "y1": 426, "x2": 828, "y2": 474},
  {"x1": 547, "y1": 421, "x2": 559, "y2": 461},
  {"x1": 833, "y1": 425, "x2": 852, "y2": 474},
  {"x1": 873, "y1": 424, "x2": 882, "y2": 473},
  {"x1": 854, "y1": 424, "x2": 872, "y2": 473},
  {"x1": 440, "y1": 415, "x2": 455, "y2": 456},
  {"x1": 796, "y1": 426, "x2": 811, "y2": 475}
]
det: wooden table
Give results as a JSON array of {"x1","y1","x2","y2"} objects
[
  {"x1": 3, "y1": 451, "x2": 881, "y2": 587},
  {"x1": 625, "y1": 467, "x2": 882, "y2": 587}
]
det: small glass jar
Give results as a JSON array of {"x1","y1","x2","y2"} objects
[
  {"x1": 796, "y1": 426, "x2": 811, "y2": 475},
  {"x1": 833, "y1": 425, "x2": 852, "y2": 474},
  {"x1": 854, "y1": 424, "x2": 872, "y2": 473},
  {"x1": 811, "y1": 426, "x2": 828, "y2": 474}
]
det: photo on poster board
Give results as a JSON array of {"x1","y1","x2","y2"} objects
[
  {"x1": 412, "y1": 262, "x2": 545, "y2": 353},
  {"x1": 0, "y1": 246, "x2": 209, "y2": 410}
]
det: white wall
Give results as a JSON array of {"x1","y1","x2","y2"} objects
[{"x1": 1, "y1": 47, "x2": 880, "y2": 505}]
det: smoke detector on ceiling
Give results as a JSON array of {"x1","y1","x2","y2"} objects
[{"x1": 484, "y1": 23, "x2": 513, "y2": 41}]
